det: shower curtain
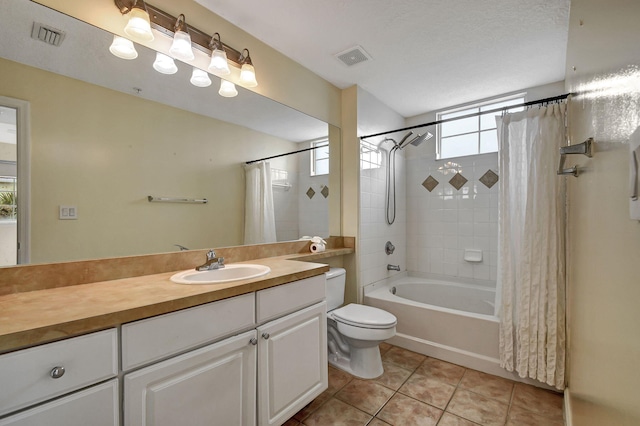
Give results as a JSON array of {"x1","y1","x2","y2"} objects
[
  {"x1": 244, "y1": 161, "x2": 277, "y2": 245},
  {"x1": 496, "y1": 103, "x2": 567, "y2": 390}
]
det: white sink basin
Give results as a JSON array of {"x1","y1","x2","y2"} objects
[{"x1": 170, "y1": 264, "x2": 271, "y2": 284}]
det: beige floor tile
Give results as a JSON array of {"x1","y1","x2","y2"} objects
[
  {"x1": 507, "y1": 403, "x2": 564, "y2": 426},
  {"x1": 335, "y1": 379, "x2": 395, "y2": 415},
  {"x1": 302, "y1": 398, "x2": 372, "y2": 426},
  {"x1": 416, "y1": 357, "x2": 466, "y2": 386},
  {"x1": 379, "y1": 342, "x2": 393, "y2": 355},
  {"x1": 382, "y1": 346, "x2": 426, "y2": 371},
  {"x1": 370, "y1": 361, "x2": 413, "y2": 391},
  {"x1": 398, "y1": 372, "x2": 456, "y2": 409},
  {"x1": 458, "y1": 369, "x2": 515, "y2": 403},
  {"x1": 446, "y1": 389, "x2": 508, "y2": 426},
  {"x1": 294, "y1": 388, "x2": 334, "y2": 421},
  {"x1": 283, "y1": 418, "x2": 302, "y2": 426},
  {"x1": 376, "y1": 393, "x2": 443, "y2": 426},
  {"x1": 328, "y1": 365, "x2": 354, "y2": 393},
  {"x1": 367, "y1": 418, "x2": 392, "y2": 426},
  {"x1": 437, "y1": 413, "x2": 481, "y2": 425},
  {"x1": 511, "y1": 383, "x2": 563, "y2": 421}
]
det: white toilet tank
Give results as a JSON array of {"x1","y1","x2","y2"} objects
[{"x1": 325, "y1": 268, "x2": 346, "y2": 311}]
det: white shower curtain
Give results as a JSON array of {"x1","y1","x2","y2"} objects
[
  {"x1": 496, "y1": 103, "x2": 567, "y2": 390},
  {"x1": 244, "y1": 161, "x2": 277, "y2": 245}
]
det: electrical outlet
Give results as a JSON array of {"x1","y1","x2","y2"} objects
[{"x1": 59, "y1": 205, "x2": 78, "y2": 220}]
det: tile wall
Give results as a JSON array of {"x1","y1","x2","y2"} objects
[{"x1": 406, "y1": 152, "x2": 499, "y2": 283}]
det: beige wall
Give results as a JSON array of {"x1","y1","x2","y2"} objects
[
  {"x1": 33, "y1": 0, "x2": 341, "y2": 128},
  {"x1": 565, "y1": 0, "x2": 640, "y2": 424},
  {"x1": 0, "y1": 58, "x2": 298, "y2": 263}
]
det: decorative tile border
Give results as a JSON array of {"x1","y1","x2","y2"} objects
[
  {"x1": 449, "y1": 172, "x2": 468, "y2": 191},
  {"x1": 422, "y1": 175, "x2": 439, "y2": 192},
  {"x1": 306, "y1": 187, "x2": 316, "y2": 199},
  {"x1": 479, "y1": 169, "x2": 499, "y2": 188}
]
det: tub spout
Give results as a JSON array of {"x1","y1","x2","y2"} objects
[{"x1": 387, "y1": 264, "x2": 400, "y2": 271}]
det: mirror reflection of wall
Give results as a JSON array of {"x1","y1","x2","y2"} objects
[{"x1": 0, "y1": 0, "x2": 337, "y2": 264}]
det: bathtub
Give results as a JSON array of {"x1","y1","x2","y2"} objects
[{"x1": 364, "y1": 276, "x2": 508, "y2": 379}]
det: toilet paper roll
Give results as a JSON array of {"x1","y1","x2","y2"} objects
[{"x1": 310, "y1": 243, "x2": 325, "y2": 253}]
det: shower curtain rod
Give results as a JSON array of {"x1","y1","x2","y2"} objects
[
  {"x1": 359, "y1": 93, "x2": 573, "y2": 140},
  {"x1": 245, "y1": 144, "x2": 325, "y2": 165}
]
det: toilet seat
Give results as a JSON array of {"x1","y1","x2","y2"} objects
[{"x1": 331, "y1": 304, "x2": 397, "y2": 329}]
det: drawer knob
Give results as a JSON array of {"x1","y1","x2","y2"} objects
[
  {"x1": 249, "y1": 338, "x2": 258, "y2": 345},
  {"x1": 261, "y1": 332, "x2": 270, "y2": 340},
  {"x1": 50, "y1": 366, "x2": 65, "y2": 379}
]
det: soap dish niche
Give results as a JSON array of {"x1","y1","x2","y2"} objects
[{"x1": 463, "y1": 249, "x2": 482, "y2": 263}]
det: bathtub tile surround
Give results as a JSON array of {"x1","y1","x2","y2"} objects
[
  {"x1": 407, "y1": 153, "x2": 499, "y2": 282},
  {"x1": 288, "y1": 344, "x2": 564, "y2": 426}
]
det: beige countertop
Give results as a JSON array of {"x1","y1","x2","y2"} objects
[{"x1": 0, "y1": 247, "x2": 353, "y2": 354}]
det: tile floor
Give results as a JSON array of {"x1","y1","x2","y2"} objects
[{"x1": 285, "y1": 343, "x2": 564, "y2": 426}]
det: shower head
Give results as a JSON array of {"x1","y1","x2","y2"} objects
[{"x1": 397, "y1": 131, "x2": 433, "y2": 149}]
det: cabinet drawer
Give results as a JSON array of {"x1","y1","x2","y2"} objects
[
  {"x1": 0, "y1": 329, "x2": 118, "y2": 416},
  {"x1": 256, "y1": 274, "x2": 326, "y2": 324},
  {"x1": 0, "y1": 379, "x2": 118, "y2": 426},
  {"x1": 122, "y1": 293, "x2": 255, "y2": 371}
]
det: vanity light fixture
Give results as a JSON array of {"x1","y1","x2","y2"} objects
[
  {"x1": 121, "y1": 0, "x2": 154, "y2": 42},
  {"x1": 152, "y1": 52, "x2": 178, "y2": 74},
  {"x1": 109, "y1": 35, "x2": 138, "y2": 59},
  {"x1": 169, "y1": 14, "x2": 195, "y2": 61},
  {"x1": 190, "y1": 67, "x2": 212, "y2": 87},
  {"x1": 219, "y1": 79, "x2": 238, "y2": 97},
  {"x1": 238, "y1": 49, "x2": 258, "y2": 87},
  {"x1": 208, "y1": 33, "x2": 230, "y2": 75}
]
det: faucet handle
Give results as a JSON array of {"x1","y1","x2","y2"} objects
[{"x1": 206, "y1": 249, "x2": 216, "y2": 260}]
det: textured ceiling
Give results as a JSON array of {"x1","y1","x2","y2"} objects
[{"x1": 195, "y1": 0, "x2": 571, "y2": 117}]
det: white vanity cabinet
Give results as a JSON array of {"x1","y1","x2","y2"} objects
[{"x1": 0, "y1": 329, "x2": 118, "y2": 426}]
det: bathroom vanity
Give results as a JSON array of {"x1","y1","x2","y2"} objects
[{"x1": 0, "y1": 241, "x2": 354, "y2": 426}]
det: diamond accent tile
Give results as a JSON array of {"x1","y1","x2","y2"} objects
[
  {"x1": 449, "y1": 172, "x2": 468, "y2": 191},
  {"x1": 479, "y1": 169, "x2": 499, "y2": 188},
  {"x1": 306, "y1": 187, "x2": 316, "y2": 199},
  {"x1": 321, "y1": 185, "x2": 329, "y2": 198},
  {"x1": 422, "y1": 175, "x2": 439, "y2": 192}
]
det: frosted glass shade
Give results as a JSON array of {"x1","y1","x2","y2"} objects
[
  {"x1": 208, "y1": 49, "x2": 230, "y2": 75},
  {"x1": 219, "y1": 80, "x2": 238, "y2": 97},
  {"x1": 169, "y1": 31, "x2": 194, "y2": 61},
  {"x1": 152, "y1": 52, "x2": 178, "y2": 74},
  {"x1": 124, "y1": 8, "x2": 154, "y2": 42},
  {"x1": 190, "y1": 68, "x2": 212, "y2": 87},
  {"x1": 240, "y1": 63, "x2": 258, "y2": 87},
  {"x1": 109, "y1": 35, "x2": 138, "y2": 60}
]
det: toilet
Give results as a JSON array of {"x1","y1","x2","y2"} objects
[{"x1": 325, "y1": 268, "x2": 397, "y2": 379}]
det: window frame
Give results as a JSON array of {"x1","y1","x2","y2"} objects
[
  {"x1": 436, "y1": 94, "x2": 525, "y2": 160},
  {"x1": 310, "y1": 139, "x2": 329, "y2": 177}
]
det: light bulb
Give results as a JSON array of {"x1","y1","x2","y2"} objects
[
  {"x1": 219, "y1": 80, "x2": 238, "y2": 97},
  {"x1": 109, "y1": 35, "x2": 138, "y2": 60},
  {"x1": 152, "y1": 52, "x2": 178, "y2": 75},
  {"x1": 208, "y1": 48, "x2": 230, "y2": 75},
  {"x1": 190, "y1": 68, "x2": 212, "y2": 87},
  {"x1": 240, "y1": 63, "x2": 258, "y2": 87},
  {"x1": 124, "y1": 7, "x2": 154, "y2": 42},
  {"x1": 169, "y1": 30, "x2": 194, "y2": 61}
]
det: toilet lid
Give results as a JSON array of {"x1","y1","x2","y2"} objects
[{"x1": 332, "y1": 304, "x2": 397, "y2": 329}]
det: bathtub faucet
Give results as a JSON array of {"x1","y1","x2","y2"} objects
[{"x1": 387, "y1": 264, "x2": 400, "y2": 271}]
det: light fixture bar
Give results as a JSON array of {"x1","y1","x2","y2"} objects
[{"x1": 114, "y1": 0, "x2": 245, "y2": 66}]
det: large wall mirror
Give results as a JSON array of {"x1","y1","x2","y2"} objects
[{"x1": 0, "y1": 0, "x2": 341, "y2": 265}]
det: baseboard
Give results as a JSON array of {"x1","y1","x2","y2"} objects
[
  {"x1": 389, "y1": 332, "x2": 558, "y2": 390},
  {"x1": 564, "y1": 387, "x2": 572, "y2": 426}
]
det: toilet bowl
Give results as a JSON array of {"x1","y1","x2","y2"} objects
[{"x1": 325, "y1": 268, "x2": 397, "y2": 379}]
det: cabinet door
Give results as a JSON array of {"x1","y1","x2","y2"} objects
[
  {"x1": 257, "y1": 302, "x2": 327, "y2": 426},
  {"x1": 124, "y1": 330, "x2": 257, "y2": 426},
  {"x1": 0, "y1": 379, "x2": 118, "y2": 426}
]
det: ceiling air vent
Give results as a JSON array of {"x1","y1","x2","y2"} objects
[
  {"x1": 31, "y1": 22, "x2": 66, "y2": 47},
  {"x1": 334, "y1": 45, "x2": 372, "y2": 67}
]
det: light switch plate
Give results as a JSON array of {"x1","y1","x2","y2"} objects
[{"x1": 59, "y1": 205, "x2": 78, "y2": 220}]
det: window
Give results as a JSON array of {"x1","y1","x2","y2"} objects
[
  {"x1": 360, "y1": 139, "x2": 382, "y2": 170},
  {"x1": 437, "y1": 95, "x2": 525, "y2": 159},
  {"x1": 310, "y1": 140, "x2": 329, "y2": 176}
]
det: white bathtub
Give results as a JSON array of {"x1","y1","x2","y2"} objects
[{"x1": 364, "y1": 276, "x2": 508, "y2": 379}]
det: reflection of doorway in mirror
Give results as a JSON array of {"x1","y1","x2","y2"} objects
[{"x1": 0, "y1": 106, "x2": 17, "y2": 266}]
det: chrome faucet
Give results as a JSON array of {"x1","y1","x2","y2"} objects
[
  {"x1": 387, "y1": 264, "x2": 400, "y2": 271},
  {"x1": 196, "y1": 249, "x2": 225, "y2": 271}
]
